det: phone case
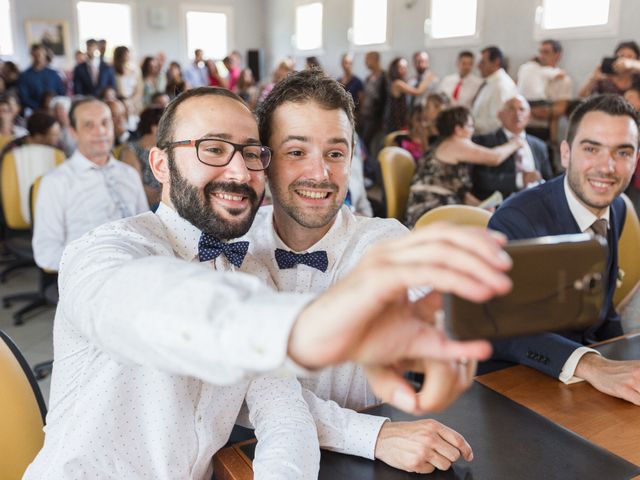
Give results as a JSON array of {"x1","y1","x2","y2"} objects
[{"x1": 444, "y1": 233, "x2": 608, "y2": 340}]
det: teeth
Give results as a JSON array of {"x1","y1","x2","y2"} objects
[
  {"x1": 590, "y1": 180, "x2": 610, "y2": 188},
  {"x1": 297, "y1": 190, "x2": 329, "y2": 199},
  {"x1": 215, "y1": 193, "x2": 243, "y2": 201}
]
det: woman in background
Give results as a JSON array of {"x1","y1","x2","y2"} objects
[
  {"x1": 405, "y1": 106, "x2": 522, "y2": 227},
  {"x1": 165, "y1": 62, "x2": 188, "y2": 99},
  {"x1": 120, "y1": 106, "x2": 164, "y2": 209},
  {"x1": 113, "y1": 46, "x2": 143, "y2": 114}
]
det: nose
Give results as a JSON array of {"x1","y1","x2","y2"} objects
[
  {"x1": 304, "y1": 152, "x2": 331, "y2": 180},
  {"x1": 221, "y1": 148, "x2": 251, "y2": 182}
]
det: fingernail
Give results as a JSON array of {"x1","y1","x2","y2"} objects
[{"x1": 391, "y1": 389, "x2": 416, "y2": 412}]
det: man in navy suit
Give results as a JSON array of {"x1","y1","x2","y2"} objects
[
  {"x1": 472, "y1": 95, "x2": 554, "y2": 200},
  {"x1": 488, "y1": 94, "x2": 640, "y2": 405},
  {"x1": 72, "y1": 39, "x2": 116, "y2": 97}
]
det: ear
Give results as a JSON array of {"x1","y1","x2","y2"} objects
[
  {"x1": 560, "y1": 140, "x2": 570, "y2": 170},
  {"x1": 149, "y1": 146, "x2": 171, "y2": 185}
]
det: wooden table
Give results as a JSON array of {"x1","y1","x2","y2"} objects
[{"x1": 477, "y1": 332, "x2": 640, "y2": 466}]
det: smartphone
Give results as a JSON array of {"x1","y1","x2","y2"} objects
[
  {"x1": 601, "y1": 57, "x2": 617, "y2": 75},
  {"x1": 443, "y1": 233, "x2": 608, "y2": 340}
]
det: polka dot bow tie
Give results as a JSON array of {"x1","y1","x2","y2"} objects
[
  {"x1": 274, "y1": 248, "x2": 328, "y2": 273},
  {"x1": 198, "y1": 233, "x2": 249, "y2": 268}
]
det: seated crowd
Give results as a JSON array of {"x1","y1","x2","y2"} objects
[{"x1": 0, "y1": 34, "x2": 639, "y2": 479}]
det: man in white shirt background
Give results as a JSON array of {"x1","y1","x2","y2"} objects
[
  {"x1": 32, "y1": 98, "x2": 148, "y2": 271},
  {"x1": 249, "y1": 70, "x2": 477, "y2": 475},
  {"x1": 517, "y1": 39, "x2": 573, "y2": 143},
  {"x1": 472, "y1": 46, "x2": 518, "y2": 135},
  {"x1": 438, "y1": 50, "x2": 483, "y2": 109}
]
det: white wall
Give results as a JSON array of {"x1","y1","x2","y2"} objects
[
  {"x1": 7, "y1": 0, "x2": 266, "y2": 70},
  {"x1": 6, "y1": 0, "x2": 640, "y2": 95},
  {"x1": 264, "y1": 0, "x2": 640, "y2": 96}
]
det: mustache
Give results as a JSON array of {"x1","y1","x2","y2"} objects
[
  {"x1": 204, "y1": 181, "x2": 258, "y2": 202},
  {"x1": 289, "y1": 179, "x2": 339, "y2": 193}
]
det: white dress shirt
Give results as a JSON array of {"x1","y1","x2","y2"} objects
[
  {"x1": 32, "y1": 150, "x2": 149, "y2": 271},
  {"x1": 557, "y1": 176, "x2": 607, "y2": 384},
  {"x1": 23, "y1": 203, "x2": 320, "y2": 479},
  {"x1": 438, "y1": 73, "x2": 484, "y2": 109},
  {"x1": 242, "y1": 205, "x2": 409, "y2": 459},
  {"x1": 502, "y1": 128, "x2": 537, "y2": 190},
  {"x1": 472, "y1": 68, "x2": 518, "y2": 135},
  {"x1": 516, "y1": 61, "x2": 570, "y2": 102}
]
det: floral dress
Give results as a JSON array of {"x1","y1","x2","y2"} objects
[{"x1": 405, "y1": 148, "x2": 473, "y2": 228}]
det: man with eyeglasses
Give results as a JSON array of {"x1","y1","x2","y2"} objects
[
  {"x1": 25, "y1": 87, "x2": 512, "y2": 479},
  {"x1": 33, "y1": 97, "x2": 149, "y2": 271},
  {"x1": 488, "y1": 94, "x2": 640, "y2": 405}
]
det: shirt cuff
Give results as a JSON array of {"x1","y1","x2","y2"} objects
[
  {"x1": 558, "y1": 347, "x2": 601, "y2": 384},
  {"x1": 346, "y1": 413, "x2": 389, "y2": 460},
  {"x1": 515, "y1": 172, "x2": 524, "y2": 189}
]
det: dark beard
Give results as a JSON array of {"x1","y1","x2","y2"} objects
[{"x1": 168, "y1": 152, "x2": 260, "y2": 240}]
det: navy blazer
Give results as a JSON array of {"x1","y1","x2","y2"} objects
[
  {"x1": 472, "y1": 129, "x2": 554, "y2": 200},
  {"x1": 72, "y1": 62, "x2": 116, "y2": 97},
  {"x1": 487, "y1": 175, "x2": 626, "y2": 378}
]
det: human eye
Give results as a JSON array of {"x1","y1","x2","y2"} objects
[
  {"x1": 201, "y1": 141, "x2": 227, "y2": 156},
  {"x1": 616, "y1": 149, "x2": 634, "y2": 159},
  {"x1": 326, "y1": 150, "x2": 347, "y2": 161},
  {"x1": 582, "y1": 145, "x2": 599, "y2": 154},
  {"x1": 287, "y1": 149, "x2": 305, "y2": 158}
]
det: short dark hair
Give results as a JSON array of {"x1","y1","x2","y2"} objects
[
  {"x1": 27, "y1": 111, "x2": 57, "y2": 136},
  {"x1": 30, "y1": 43, "x2": 45, "y2": 54},
  {"x1": 481, "y1": 45, "x2": 504, "y2": 68},
  {"x1": 436, "y1": 106, "x2": 471, "y2": 138},
  {"x1": 615, "y1": 41, "x2": 640, "y2": 59},
  {"x1": 255, "y1": 69, "x2": 355, "y2": 148},
  {"x1": 458, "y1": 50, "x2": 474, "y2": 60},
  {"x1": 69, "y1": 97, "x2": 100, "y2": 129},
  {"x1": 137, "y1": 106, "x2": 164, "y2": 136},
  {"x1": 566, "y1": 94, "x2": 640, "y2": 146},
  {"x1": 86, "y1": 39, "x2": 97, "y2": 47},
  {"x1": 156, "y1": 87, "x2": 246, "y2": 149},
  {"x1": 541, "y1": 39, "x2": 562, "y2": 54},
  {"x1": 426, "y1": 92, "x2": 451, "y2": 109}
]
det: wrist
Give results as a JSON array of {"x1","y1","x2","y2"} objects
[
  {"x1": 574, "y1": 351, "x2": 605, "y2": 382},
  {"x1": 374, "y1": 420, "x2": 392, "y2": 459}
]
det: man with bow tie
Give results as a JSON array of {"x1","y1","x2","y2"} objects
[
  {"x1": 26, "y1": 85, "x2": 513, "y2": 479},
  {"x1": 244, "y1": 70, "x2": 478, "y2": 475}
]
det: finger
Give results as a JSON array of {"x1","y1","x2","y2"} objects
[
  {"x1": 424, "y1": 450, "x2": 453, "y2": 471},
  {"x1": 437, "y1": 425, "x2": 474, "y2": 462},
  {"x1": 416, "y1": 360, "x2": 459, "y2": 413},
  {"x1": 410, "y1": 462, "x2": 436, "y2": 474},
  {"x1": 365, "y1": 366, "x2": 420, "y2": 414},
  {"x1": 619, "y1": 385, "x2": 640, "y2": 406},
  {"x1": 404, "y1": 325, "x2": 492, "y2": 363},
  {"x1": 384, "y1": 223, "x2": 512, "y2": 273}
]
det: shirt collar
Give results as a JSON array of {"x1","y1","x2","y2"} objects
[
  {"x1": 155, "y1": 202, "x2": 202, "y2": 261},
  {"x1": 69, "y1": 149, "x2": 117, "y2": 171},
  {"x1": 563, "y1": 175, "x2": 610, "y2": 232},
  {"x1": 268, "y1": 205, "x2": 353, "y2": 272},
  {"x1": 502, "y1": 128, "x2": 526, "y2": 141}
]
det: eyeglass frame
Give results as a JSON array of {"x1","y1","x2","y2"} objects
[{"x1": 159, "y1": 138, "x2": 272, "y2": 171}]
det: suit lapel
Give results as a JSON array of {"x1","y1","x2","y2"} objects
[{"x1": 549, "y1": 176, "x2": 581, "y2": 234}]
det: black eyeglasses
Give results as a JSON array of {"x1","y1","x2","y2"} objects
[{"x1": 160, "y1": 138, "x2": 271, "y2": 171}]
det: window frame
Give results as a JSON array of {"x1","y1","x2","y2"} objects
[
  {"x1": 532, "y1": 0, "x2": 621, "y2": 41},
  {"x1": 424, "y1": 0, "x2": 483, "y2": 48},
  {"x1": 292, "y1": 0, "x2": 324, "y2": 55},
  {"x1": 348, "y1": 0, "x2": 391, "y2": 52},
  {"x1": 74, "y1": 0, "x2": 137, "y2": 59},
  {"x1": 180, "y1": 3, "x2": 234, "y2": 62}
]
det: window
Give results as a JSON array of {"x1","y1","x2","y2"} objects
[
  {"x1": 425, "y1": 0, "x2": 480, "y2": 46},
  {"x1": 76, "y1": 1, "x2": 132, "y2": 56},
  {"x1": 534, "y1": 0, "x2": 620, "y2": 39},
  {"x1": 185, "y1": 9, "x2": 229, "y2": 60},
  {"x1": 294, "y1": 2, "x2": 323, "y2": 51},
  {"x1": 0, "y1": 0, "x2": 14, "y2": 55},
  {"x1": 351, "y1": 0, "x2": 387, "y2": 46}
]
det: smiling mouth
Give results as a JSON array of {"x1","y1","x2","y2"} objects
[
  {"x1": 296, "y1": 189, "x2": 331, "y2": 200},
  {"x1": 213, "y1": 192, "x2": 246, "y2": 202},
  {"x1": 588, "y1": 178, "x2": 616, "y2": 190}
]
